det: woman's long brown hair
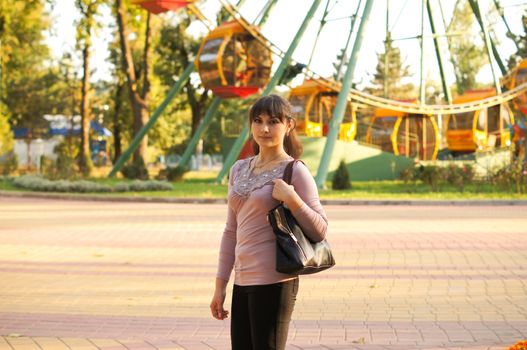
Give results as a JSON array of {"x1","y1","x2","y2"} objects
[{"x1": 248, "y1": 94, "x2": 303, "y2": 159}]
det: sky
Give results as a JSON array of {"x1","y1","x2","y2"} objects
[{"x1": 44, "y1": 0, "x2": 527, "y2": 93}]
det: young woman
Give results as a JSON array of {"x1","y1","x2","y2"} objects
[{"x1": 210, "y1": 94, "x2": 328, "y2": 350}]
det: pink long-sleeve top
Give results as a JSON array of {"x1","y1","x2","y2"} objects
[{"x1": 216, "y1": 156, "x2": 329, "y2": 286}]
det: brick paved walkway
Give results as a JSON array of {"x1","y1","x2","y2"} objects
[{"x1": 0, "y1": 196, "x2": 526, "y2": 350}]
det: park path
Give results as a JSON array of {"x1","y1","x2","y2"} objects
[{"x1": 0, "y1": 196, "x2": 526, "y2": 349}]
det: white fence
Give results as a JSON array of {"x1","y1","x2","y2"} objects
[{"x1": 14, "y1": 138, "x2": 61, "y2": 168}]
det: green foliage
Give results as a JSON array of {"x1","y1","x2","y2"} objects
[
  {"x1": 41, "y1": 140, "x2": 80, "y2": 180},
  {"x1": 417, "y1": 165, "x2": 446, "y2": 192},
  {"x1": 445, "y1": 163, "x2": 475, "y2": 192},
  {"x1": 40, "y1": 155, "x2": 54, "y2": 177},
  {"x1": 219, "y1": 96, "x2": 258, "y2": 139},
  {"x1": 75, "y1": 0, "x2": 105, "y2": 48},
  {"x1": 448, "y1": 1, "x2": 486, "y2": 94},
  {"x1": 0, "y1": 112, "x2": 13, "y2": 154},
  {"x1": 128, "y1": 180, "x2": 172, "y2": 191},
  {"x1": 9, "y1": 68, "x2": 78, "y2": 137},
  {"x1": 402, "y1": 163, "x2": 475, "y2": 192},
  {"x1": 165, "y1": 165, "x2": 189, "y2": 182},
  {"x1": 0, "y1": 152, "x2": 18, "y2": 176},
  {"x1": 75, "y1": 0, "x2": 106, "y2": 176},
  {"x1": 1, "y1": 1, "x2": 53, "y2": 134},
  {"x1": 398, "y1": 166, "x2": 420, "y2": 184},
  {"x1": 155, "y1": 16, "x2": 218, "y2": 153},
  {"x1": 121, "y1": 155, "x2": 149, "y2": 180},
  {"x1": 11, "y1": 175, "x2": 172, "y2": 193},
  {"x1": 332, "y1": 160, "x2": 352, "y2": 190},
  {"x1": 366, "y1": 34, "x2": 415, "y2": 99},
  {"x1": 490, "y1": 159, "x2": 527, "y2": 194},
  {"x1": 332, "y1": 48, "x2": 348, "y2": 81}
]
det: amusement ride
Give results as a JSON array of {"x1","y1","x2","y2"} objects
[{"x1": 110, "y1": 0, "x2": 527, "y2": 186}]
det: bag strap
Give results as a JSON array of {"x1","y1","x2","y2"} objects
[{"x1": 282, "y1": 159, "x2": 304, "y2": 185}]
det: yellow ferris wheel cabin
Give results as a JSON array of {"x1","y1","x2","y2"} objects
[
  {"x1": 288, "y1": 79, "x2": 357, "y2": 142},
  {"x1": 445, "y1": 88, "x2": 514, "y2": 153},
  {"x1": 366, "y1": 106, "x2": 439, "y2": 161}
]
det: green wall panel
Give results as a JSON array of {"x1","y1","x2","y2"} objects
[{"x1": 221, "y1": 136, "x2": 414, "y2": 181}]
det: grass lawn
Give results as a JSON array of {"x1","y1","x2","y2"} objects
[
  {"x1": 318, "y1": 181, "x2": 527, "y2": 200},
  {"x1": 1, "y1": 171, "x2": 526, "y2": 200}
]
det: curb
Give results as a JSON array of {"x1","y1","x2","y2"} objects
[
  {"x1": 0, "y1": 190, "x2": 227, "y2": 204},
  {"x1": 1, "y1": 190, "x2": 527, "y2": 206}
]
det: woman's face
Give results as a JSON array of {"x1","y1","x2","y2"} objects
[{"x1": 251, "y1": 113, "x2": 291, "y2": 150}]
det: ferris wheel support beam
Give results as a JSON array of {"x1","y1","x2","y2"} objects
[
  {"x1": 176, "y1": 97, "x2": 222, "y2": 171},
  {"x1": 384, "y1": 0, "x2": 390, "y2": 98},
  {"x1": 216, "y1": 0, "x2": 323, "y2": 184},
  {"x1": 438, "y1": 0, "x2": 463, "y2": 94},
  {"x1": 493, "y1": 0, "x2": 521, "y2": 51},
  {"x1": 468, "y1": 0, "x2": 507, "y2": 76},
  {"x1": 257, "y1": 0, "x2": 279, "y2": 28},
  {"x1": 314, "y1": 0, "x2": 375, "y2": 189},
  {"x1": 419, "y1": 0, "x2": 426, "y2": 104},
  {"x1": 426, "y1": 0, "x2": 452, "y2": 105},
  {"x1": 335, "y1": 1, "x2": 362, "y2": 82},
  {"x1": 474, "y1": 0, "x2": 501, "y2": 93}
]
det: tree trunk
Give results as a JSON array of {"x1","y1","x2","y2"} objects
[
  {"x1": 115, "y1": 0, "x2": 148, "y2": 162},
  {"x1": 187, "y1": 81, "x2": 208, "y2": 136},
  {"x1": 134, "y1": 11, "x2": 152, "y2": 161},
  {"x1": 112, "y1": 83, "x2": 124, "y2": 163},
  {"x1": 179, "y1": 42, "x2": 209, "y2": 137},
  {"x1": 79, "y1": 42, "x2": 91, "y2": 174}
]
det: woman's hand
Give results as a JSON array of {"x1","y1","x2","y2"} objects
[
  {"x1": 271, "y1": 179, "x2": 295, "y2": 202},
  {"x1": 210, "y1": 288, "x2": 229, "y2": 320},
  {"x1": 272, "y1": 179, "x2": 303, "y2": 211}
]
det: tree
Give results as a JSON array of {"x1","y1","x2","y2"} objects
[
  {"x1": 447, "y1": 1, "x2": 486, "y2": 94},
  {"x1": 0, "y1": 1, "x2": 51, "y2": 134},
  {"x1": 332, "y1": 160, "x2": 351, "y2": 190},
  {"x1": 0, "y1": 1, "x2": 64, "y2": 166},
  {"x1": 332, "y1": 48, "x2": 348, "y2": 82},
  {"x1": 115, "y1": 0, "x2": 153, "y2": 162},
  {"x1": 366, "y1": 34, "x2": 415, "y2": 100},
  {"x1": 155, "y1": 15, "x2": 210, "y2": 139},
  {"x1": 508, "y1": 10, "x2": 527, "y2": 69},
  {"x1": 75, "y1": 0, "x2": 105, "y2": 174},
  {"x1": 105, "y1": 22, "x2": 131, "y2": 163},
  {"x1": 0, "y1": 111, "x2": 13, "y2": 155}
]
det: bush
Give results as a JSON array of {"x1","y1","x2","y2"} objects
[
  {"x1": 13, "y1": 176, "x2": 112, "y2": 193},
  {"x1": 445, "y1": 163, "x2": 474, "y2": 192},
  {"x1": 56, "y1": 152, "x2": 79, "y2": 180},
  {"x1": 121, "y1": 156, "x2": 149, "y2": 180},
  {"x1": 69, "y1": 180, "x2": 112, "y2": 193},
  {"x1": 332, "y1": 160, "x2": 351, "y2": 190},
  {"x1": 156, "y1": 165, "x2": 189, "y2": 182},
  {"x1": 419, "y1": 165, "x2": 446, "y2": 192},
  {"x1": 40, "y1": 141, "x2": 79, "y2": 180},
  {"x1": 11, "y1": 175, "x2": 173, "y2": 193},
  {"x1": 0, "y1": 152, "x2": 18, "y2": 176},
  {"x1": 129, "y1": 180, "x2": 173, "y2": 192},
  {"x1": 399, "y1": 166, "x2": 420, "y2": 184},
  {"x1": 490, "y1": 159, "x2": 527, "y2": 194},
  {"x1": 114, "y1": 183, "x2": 130, "y2": 192},
  {"x1": 167, "y1": 165, "x2": 188, "y2": 182}
]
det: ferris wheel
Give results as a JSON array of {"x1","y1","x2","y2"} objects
[{"x1": 112, "y1": 0, "x2": 527, "y2": 184}]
